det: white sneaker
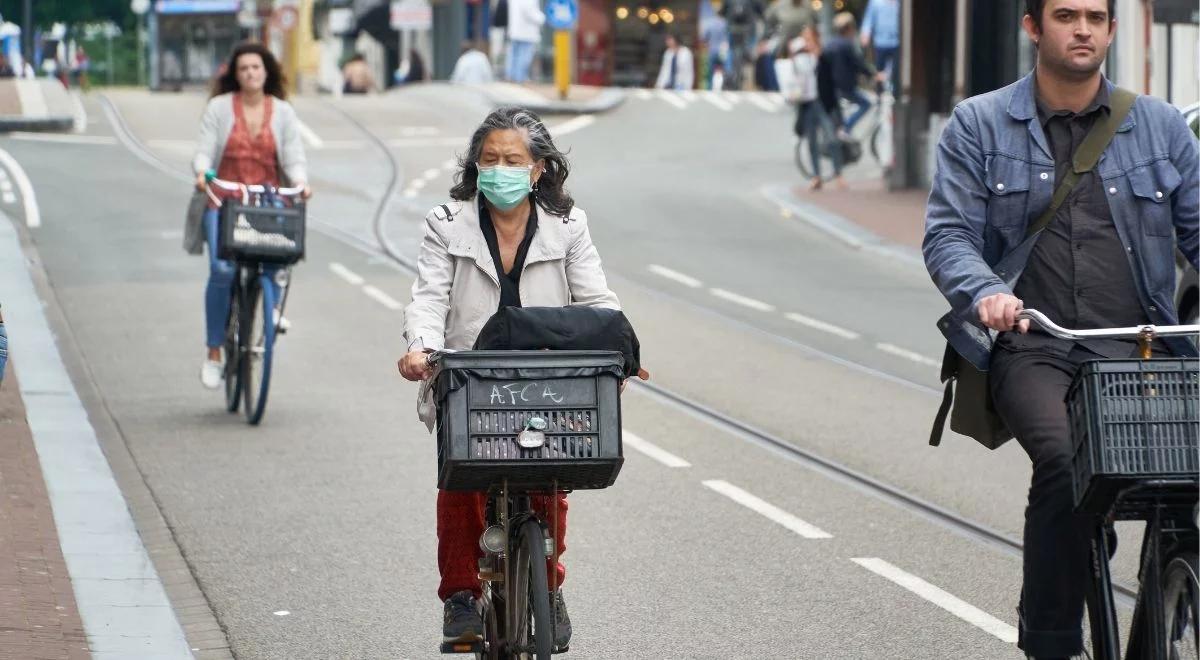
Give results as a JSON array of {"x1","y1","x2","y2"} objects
[
  {"x1": 200, "y1": 359, "x2": 223, "y2": 389},
  {"x1": 273, "y1": 309, "x2": 291, "y2": 333}
]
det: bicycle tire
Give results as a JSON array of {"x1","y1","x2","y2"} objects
[
  {"x1": 511, "y1": 519, "x2": 552, "y2": 660},
  {"x1": 477, "y1": 583, "x2": 503, "y2": 660},
  {"x1": 223, "y1": 282, "x2": 242, "y2": 412},
  {"x1": 1163, "y1": 552, "x2": 1200, "y2": 660},
  {"x1": 240, "y1": 277, "x2": 273, "y2": 425}
]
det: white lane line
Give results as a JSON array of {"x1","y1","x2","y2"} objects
[
  {"x1": 679, "y1": 90, "x2": 698, "y2": 103},
  {"x1": 875, "y1": 343, "x2": 941, "y2": 368},
  {"x1": 700, "y1": 92, "x2": 734, "y2": 111},
  {"x1": 551, "y1": 115, "x2": 596, "y2": 137},
  {"x1": 746, "y1": 93, "x2": 780, "y2": 113},
  {"x1": 851, "y1": 558, "x2": 1018, "y2": 644},
  {"x1": 2, "y1": 192, "x2": 15, "y2": 204},
  {"x1": 403, "y1": 189, "x2": 418, "y2": 199},
  {"x1": 785, "y1": 312, "x2": 861, "y2": 340},
  {"x1": 400, "y1": 126, "x2": 440, "y2": 137},
  {"x1": 8, "y1": 132, "x2": 119, "y2": 145},
  {"x1": 647, "y1": 264, "x2": 702, "y2": 288},
  {"x1": 362, "y1": 285, "x2": 404, "y2": 311},
  {"x1": 328, "y1": 262, "x2": 365, "y2": 286},
  {"x1": 410, "y1": 178, "x2": 426, "y2": 190},
  {"x1": 622, "y1": 431, "x2": 691, "y2": 468},
  {"x1": 709, "y1": 288, "x2": 776, "y2": 313},
  {"x1": 634, "y1": 89, "x2": 653, "y2": 100},
  {"x1": 297, "y1": 120, "x2": 324, "y2": 149},
  {"x1": 0, "y1": 147, "x2": 41, "y2": 228},
  {"x1": 442, "y1": 158, "x2": 458, "y2": 171},
  {"x1": 656, "y1": 90, "x2": 688, "y2": 110},
  {"x1": 765, "y1": 92, "x2": 786, "y2": 107},
  {"x1": 722, "y1": 91, "x2": 743, "y2": 104},
  {"x1": 145, "y1": 138, "x2": 194, "y2": 151},
  {"x1": 423, "y1": 168, "x2": 440, "y2": 180},
  {"x1": 703, "y1": 480, "x2": 832, "y2": 539},
  {"x1": 70, "y1": 90, "x2": 88, "y2": 133}
]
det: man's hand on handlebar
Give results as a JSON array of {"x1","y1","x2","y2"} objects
[
  {"x1": 195, "y1": 172, "x2": 207, "y2": 192},
  {"x1": 398, "y1": 350, "x2": 433, "y2": 381},
  {"x1": 977, "y1": 292, "x2": 1030, "y2": 334}
]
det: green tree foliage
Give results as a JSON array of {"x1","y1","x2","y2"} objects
[{"x1": 0, "y1": 0, "x2": 133, "y2": 29}]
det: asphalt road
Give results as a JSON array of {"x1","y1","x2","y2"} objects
[{"x1": 0, "y1": 85, "x2": 1148, "y2": 659}]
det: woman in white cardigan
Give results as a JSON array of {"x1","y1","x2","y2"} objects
[{"x1": 192, "y1": 42, "x2": 310, "y2": 389}]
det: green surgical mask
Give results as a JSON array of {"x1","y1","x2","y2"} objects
[{"x1": 477, "y1": 164, "x2": 533, "y2": 211}]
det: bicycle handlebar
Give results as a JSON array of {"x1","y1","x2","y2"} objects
[
  {"x1": 204, "y1": 171, "x2": 305, "y2": 197},
  {"x1": 1017, "y1": 309, "x2": 1200, "y2": 341}
]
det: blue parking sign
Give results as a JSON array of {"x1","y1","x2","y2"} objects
[{"x1": 545, "y1": 0, "x2": 577, "y2": 30}]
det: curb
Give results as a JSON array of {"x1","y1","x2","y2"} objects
[
  {"x1": 761, "y1": 182, "x2": 925, "y2": 270},
  {"x1": 0, "y1": 116, "x2": 76, "y2": 133},
  {"x1": 481, "y1": 87, "x2": 626, "y2": 114}
]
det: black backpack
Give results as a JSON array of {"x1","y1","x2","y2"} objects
[{"x1": 473, "y1": 306, "x2": 643, "y2": 379}]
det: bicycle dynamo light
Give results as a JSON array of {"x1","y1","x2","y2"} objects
[{"x1": 479, "y1": 525, "x2": 506, "y2": 554}]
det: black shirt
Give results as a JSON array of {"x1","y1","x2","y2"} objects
[
  {"x1": 479, "y1": 198, "x2": 538, "y2": 311},
  {"x1": 1001, "y1": 81, "x2": 1151, "y2": 358}
]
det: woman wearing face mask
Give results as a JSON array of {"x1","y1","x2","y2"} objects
[
  {"x1": 399, "y1": 106, "x2": 620, "y2": 648},
  {"x1": 191, "y1": 42, "x2": 310, "y2": 390}
]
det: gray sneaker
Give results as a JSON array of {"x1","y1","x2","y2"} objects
[
  {"x1": 442, "y1": 591, "x2": 483, "y2": 642},
  {"x1": 553, "y1": 589, "x2": 571, "y2": 649}
]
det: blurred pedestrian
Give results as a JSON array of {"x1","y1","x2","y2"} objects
[
  {"x1": 654, "y1": 33, "x2": 694, "y2": 91},
  {"x1": 190, "y1": 42, "x2": 310, "y2": 389},
  {"x1": 491, "y1": 0, "x2": 508, "y2": 69},
  {"x1": 777, "y1": 29, "x2": 844, "y2": 190},
  {"x1": 720, "y1": 0, "x2": 762, "y2": 89},
  {"x1": 0, "y1": 53, "x2": 14, "y2": 78},
  {"x1": 752, "y1": 36, "x2": 778, "y2": 91},
  {"x1": 826, "y1": 12, "x2": 882, "y2": 132},
  {"x1": 860, "y1": 0, "x2": 899, "y2": 84},
  {"x1": 399, "y1": 106, "x2": 622, "y2": 649},
  {"x1": 395, "y1": 49, "x2": 427, "y2": 86},
  {"x1": 451, "y1": 40, "x2": 494, "y2": 85},
  {"x1": 71, "y1": 46, "x2": 90, "y2": 91},
  {"x1": 341, "y1": 53, "x2": 375, "y2": 94},
  {"x1": 702, "y1": 14, "x2": 732, "y2": 91},
  {"x1": 505, "y1": 0, "x2": 544, "y2": 83},
  {"x1": 764, "y1": 0, "x2": 816, "y2": 47}
]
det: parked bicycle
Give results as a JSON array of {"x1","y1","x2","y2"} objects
[
  {"x1": 431, "y1": 349, "x2": 626, "y2": 659},
  {"x1": 205, "y1": 172, "x2": 306, "y2": 425},
  {"x1": 1017, "y1": 309, "x2": 1199, "y2": 660}
]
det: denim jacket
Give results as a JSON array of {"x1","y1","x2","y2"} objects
[{"x1": 924, "y1": 73, "x2": 1199, "y2": 371}]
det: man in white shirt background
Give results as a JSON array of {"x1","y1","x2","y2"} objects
[{"x1": 654, "y1": 33, "x2": 694, "y2": 91}]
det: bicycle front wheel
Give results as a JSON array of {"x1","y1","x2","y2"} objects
[
  {"x1": 223, "y1": 283, "x2": 242, "y2": 412},
  {"x1": 239, "y1": 276, "x2": 274, "y2": 425},
  {"x1": 510, "y1": 519, "x2": 552, "y2": 660},
  {"x1": 1163, "y1": 552, "x2": 1200, "y2": 660}
]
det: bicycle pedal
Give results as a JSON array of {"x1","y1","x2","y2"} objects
[
  {"x1": 552, "y1": 644, "x2": 570, "y2": 654},
  {"x1": 439, "y1": 639, "x2": 483, "y2": 654}
]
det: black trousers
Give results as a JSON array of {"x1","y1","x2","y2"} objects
[{"x1": 990, "y1": 344, "x2": 1098, "y2": 658}]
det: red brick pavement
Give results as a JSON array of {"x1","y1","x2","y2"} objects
[
  {"x1": 0, "y1": 365, "x2": 90, "y2": 660},
  {"x1": 792, "y1": 177, "x2": 930, "y2": 251}
]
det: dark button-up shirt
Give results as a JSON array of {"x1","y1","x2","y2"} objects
[
  {"x1": 1001, "y1": 81, "x2": 1151, "y2": 358},
  {"x1": 479, "y1": 198, "x2": 538, "y2": 311}
]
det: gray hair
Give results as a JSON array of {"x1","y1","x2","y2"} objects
[{"x1": 450, "y1": 106, "x2": 574, "y2": 216}]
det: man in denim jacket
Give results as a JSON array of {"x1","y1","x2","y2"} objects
[{"x1": 923, "y1": 1, "x2": 1197, "y2": 658}]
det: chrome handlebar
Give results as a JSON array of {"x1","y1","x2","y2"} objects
[{"x1": 1016, "y1": 309, "x2": 1200, "y2": 341}]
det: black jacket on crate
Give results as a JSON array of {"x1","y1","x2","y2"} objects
[{"x1": 472, "y1": 306, "x2": 643, "y2": 379}]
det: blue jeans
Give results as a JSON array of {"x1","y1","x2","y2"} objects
[
  {"x1": 465, "y1": 1, "x2": 490, "y2": 40},
  {"x1": 840, "y1": 87, "x2": 872, "y2": 132},
  {"x1": 796, "y1": 101, "x2": 843, "y2": 179},
  {"x1": 506, "y1": 39, "x2": 536, "y2": 83},
  {"x1": 204, "y1": 208, "x2": 280, "y2": 349},
  {"x1": 0, "y1": 322, "x2": 7, "y2": 383}
]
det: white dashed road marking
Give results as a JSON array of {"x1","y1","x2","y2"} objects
[
  {"x1": 647, "y1": 264, "x2": 702, "y2": 288},
  {"x1": 0, "y1": 147, "x2": 40, "y2": 227},
  {"x1": 875, "y1": 343, "x2": 941, "y2": 368},
  {"x1": 329, "y1": 262, "x2": 365, "y2": 286},
  {"x1": 634, "y1": 89, "x2": 653, "y2": 100},
  {"x1": 679, "y1": 90, "x2": 698, "y2": 103},
  {"x1": 297, "y1": 120, "x2": 324, "y2": 149},
  {"x1": 700, "y1": 92, "x2": 734, "y2": 111},
  {"x1": 851, "y1": 558, "x2": 1018, "y2": 644},
  {"x1": 623, "y1": 431, "x2": 691, "y2": 468},
  {"x1": 551, "y1": 115, "x2": 596, "y2": 137},
  {"x1": 722, "y1": 91, "x2": 742, "y2": 104},
  {"x1": 785, "y1": 312, "x2": 861, "y2": 340},
  {"x1": 656, "y1": 90, "x2": 688, "y2": 109},
  {"x1": 709, "y1": 288, "x2": 776, "y2": 313},
  {"x1": 362, "y1": 285, "x2": 404, "y2": 311},
  {"x1": 703, "y1": 480, "x2": 832, "y2": 539},
  {"x1": 745, "y1": 93, "x2": 780, "y2": 113}
]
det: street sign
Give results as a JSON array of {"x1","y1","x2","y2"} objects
[
  {"x1": 130, "y1": 0, "x2": 151, "y2": 16},
  {"x1": 390, "y1": 0, "x2": 432, "y2": 31},
  {"x1": 545, "y1": 0, "x2": 577, "y2": 31}
]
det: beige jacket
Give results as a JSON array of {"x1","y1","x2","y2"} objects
[{"x1": 404, "y1": 199, "x2": 621, "y2": 428}]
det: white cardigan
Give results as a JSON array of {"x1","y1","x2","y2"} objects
[{"x1": 191, "y1": 93, "x2": 308, "y2": 186}]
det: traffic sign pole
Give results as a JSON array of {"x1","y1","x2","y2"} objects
[{"x1": 553, "y1": 30, "x2": 570, "y2": 100}]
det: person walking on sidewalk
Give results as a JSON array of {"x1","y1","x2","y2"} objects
[
  {"x1": 191, "y1": 42, "x2": 311, "y2": 389},
  {"x1": 505, "y1": 0, "x2": 544, "y2": 83},
  {"x1": 399, "y1": 106, "x2": 621, "y2": 649},
  {"x1": 825, "y1": 12, "x2": 883, "y2": 133},
  {"x1": 860, "y1": 0, "x2": 899, "y2": 85},
  {"x1": 923, "y1": 2, "x2": 1198, "y2": 659},
  {"x1": 654, "y1": 33, "x2": 694, "y2": 91},
  {"x1": 777, "y1": 28, "x2": 844, "y2": 190}
]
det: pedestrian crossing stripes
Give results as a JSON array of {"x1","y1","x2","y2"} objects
[{"x1": 637, "y1": 90, "x2": 786, "y2": 113}]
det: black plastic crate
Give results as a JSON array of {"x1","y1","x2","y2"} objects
[
  {"x1": 218, "y1": 199, "x2": 306, "y2": 264},
  {"x1": 433, "y1": 350, "x2": 624, "y2": 492},
  {"x1": 1069, "y1": 359, "x2": 1199, "y2": 517}
]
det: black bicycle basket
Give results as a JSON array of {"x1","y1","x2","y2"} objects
[
  {"x1": 433, "y1": 350, "x2": 625, "y2": 492},
  {"x1": 1068, "y1": 358, "x2": 1199, "y2": 517},
  {"x1": 218, "y1": 196, "x2": 306, "y2": 264}
]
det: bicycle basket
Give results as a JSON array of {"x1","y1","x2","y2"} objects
[
  {"x1": 1068, "y1": 359, "x2": 1199, "y2": 517},
  {"x1": 218, "y1": 198, "x2": 306, "y2": 264},
  {"x1": 433, "y1": 350, "x2": 625, "y2": 492}
]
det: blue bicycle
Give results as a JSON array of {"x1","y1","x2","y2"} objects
[{"x1": 205, "y1": 173, "x2": 306, "y2": 425}]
